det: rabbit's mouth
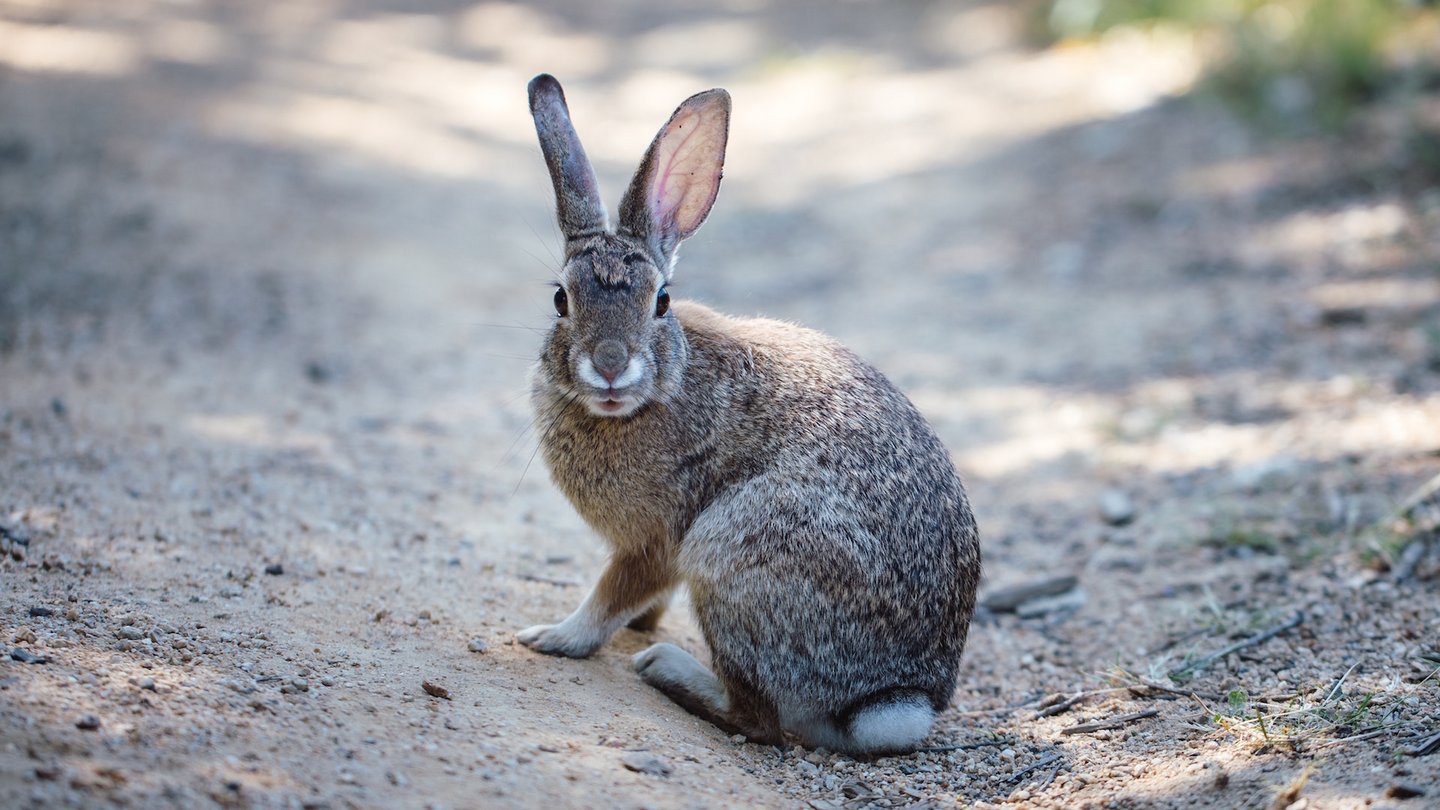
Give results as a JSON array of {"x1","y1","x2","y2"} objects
[
  {"x1": 587, "y1": 388, "x2": 643, "y2": 417},
  {"x1": 574, "y1": 352, "x2": 648, "y2": 417}
]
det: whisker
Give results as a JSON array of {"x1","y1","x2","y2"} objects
[
  {"x1": 478, "y1": 353, "x2": 539, "y2": 362},
  {"x1": 498, "y1": 388, "x2": 549, "y2": 466},
  {"x1": 515, "y1": 389, "x2": 580, "y2": 494},
  {"x1": 499, "y1": 388, "x2": 532, "y2": 409},
  {"x1": 522, "y1": 216, "x2": 564, "y2": 281},
  {"x1": 472, "y1": 322, "x2": 549, "y2": 334},
  {"x1": 500, "y1": 384, "x2": 560, "y2": 463}
]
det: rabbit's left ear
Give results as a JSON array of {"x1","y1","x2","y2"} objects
[
  {"x1": 618, "y1": 89, "x2": 730, "y2": 272},
  {"x1": 529, "y1": 74, "x2": 609, "y2": 244}
]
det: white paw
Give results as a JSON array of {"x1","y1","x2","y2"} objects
[
  {"x1": 516, "y1": 622, "x2": 602, "y2": 658},
  {"x1": 633, "y1": 643, "x2": 728, "y2": 710},
  {"x1": 633, "y1": 643, "x2": 707, "y2": 686}
]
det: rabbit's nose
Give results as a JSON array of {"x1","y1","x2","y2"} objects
[{"x1": 592, "y1": 340, "x2": 630, "y2": 383}]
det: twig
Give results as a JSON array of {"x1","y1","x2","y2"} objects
[
  {"x1": 981, "y1": 576, "x2": 1078, "y2": 613},
  {"x1": 1168, "y1": 611, "x2": 1305, "y2": 683},
  {"x1": 1037, "y1": 759, "x2": 1063, "y2": 790},
  {"x1": 1035, "y1": 692, "x2": 1090, "y2": 718},
  {"x1": 1401, "y1": 729, "x2": 1440, "y2": 757},
  {"x1": 1271, "y1": 764, "x2": 1315, "y2": 809},
  {"x1": 1311, "y1": 722, "x2": 1420, "y2": 750},
  {"x1": 951, "y1": 690, "x2": 1050, "y2": 719},
  {"x1": 1009, "y1": 751, "x2": 1064, "y2": 782},
  {"x1": 1146, "y1": 624, "x2": 1214, "y2": 655},
  {"x1": 1060, "y1": 708, "x2": 1159, "y2": 735},
  {"x1": 1128, "y1": 680, "x2": 1298, "y2": 704},
  {"x1": 516, "y1": 573, "x2": 581, "y2": 587},
  {"x1": 1392, "y1": 537, "x2": 1431, "y2": 583},
  {"x1": 1393, "y1": 472, "x2": 1440, "y2": 523},
  {"x1": 1323, "y1": 661, "x2": 1361, "y2": 705}
]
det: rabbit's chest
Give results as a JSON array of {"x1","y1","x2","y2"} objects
[{"x1": 542, "y1": 430, "x2": 681, "y2": 546}]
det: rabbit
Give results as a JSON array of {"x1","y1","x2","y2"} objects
[{"x1": 516, "y1": 73, "x2": 981, "y2": 755}]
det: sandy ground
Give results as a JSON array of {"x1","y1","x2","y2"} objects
[{"x1": 3, "y1": 2, "x2": 1440, "y2": 808}]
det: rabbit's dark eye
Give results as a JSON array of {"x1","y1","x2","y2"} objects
[
  {"x1": 655, "y1": 287, "x2": 670, "y2": 318},
  {"x1": 553, "y1": 287, "x2": 568, "y2": 318}
]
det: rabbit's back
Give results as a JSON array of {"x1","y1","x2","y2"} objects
[{"x1": 668, "y1": 305, "x2": 979, "y2": 715}]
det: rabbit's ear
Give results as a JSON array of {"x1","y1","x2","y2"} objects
[
  {"x1": 529, "y1": 74, "x2": 608, "y2": 242},
  {"x1": 618, "y1": 89, "x2": 730, "y2": 272}
]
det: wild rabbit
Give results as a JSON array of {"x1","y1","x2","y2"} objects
[{"x1": 517, "y1": 73, "x2": 981, "y2": 755}]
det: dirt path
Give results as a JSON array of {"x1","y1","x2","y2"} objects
[{"x1": 3, "y1": 2, "x2": 1439, "y2": 808}]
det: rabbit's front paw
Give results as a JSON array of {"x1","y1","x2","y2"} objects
[{"x1": 516, "y1": 621, "x2": 604, "y2": 658}]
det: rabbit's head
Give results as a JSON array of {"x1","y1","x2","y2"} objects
[{"x1": 528, "y1": 74, "x2": 730, "y2": 418}]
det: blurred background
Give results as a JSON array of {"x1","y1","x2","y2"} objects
[
  {"x1": 4, "y1": 0, "x2": 1437, "y2": 544},
  {"x1": 2, "y1": 1, "x2": 1439, "y2": 806}
]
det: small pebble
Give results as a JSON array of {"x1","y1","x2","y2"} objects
[
  {"x1": 422, "y1": 680, "x2": 451, "y2": 700},
  {"x1": 1387, "y1": 784, "x2": 1425, "y2": 799},
  {"x1": 75, "y1": 715, "x2": 101, "y2": 731},
  {"x1": 621, "y1": 752, "x2": 672, "y2": 777},
  {"x1": 264, "y1": 563, "x2": 284, "y2": 576},
  {"x1": 1099, "y1": 489, "x2": 1136, "y2": 526},
  {"x1": 137, "y1": 677, "x2": 157, "y2": 691},
  {"x1": 468, "y1": 638, "x2": 488, "y2": 653},
  {"x1": 117, "y1": 626, "x2": 145, "y2": 641},
  {"x1": 10, "y1": 647, "x2": 48, "y2": 664},
  {"x1": 29, "y1": 606, "x2": 55, "y2": 618}
]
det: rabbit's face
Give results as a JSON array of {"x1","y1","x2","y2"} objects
[{"x1": 540, "y1": 236, "x2": 687, "y2": 418}]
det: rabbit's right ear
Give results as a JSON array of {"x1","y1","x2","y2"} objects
[
  {"x1": 617, "y1": 88, "x2": 731, "y2": 274},
  {"x1": 529, "y1": 74, "x2": 608, "y2": 243}
]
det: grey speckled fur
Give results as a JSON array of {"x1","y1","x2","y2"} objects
[{"x1": 516, "y1": 74, "x2": 981, "y2": 755}]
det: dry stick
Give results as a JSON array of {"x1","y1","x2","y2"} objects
[
  {"x1": 953, "y1": 690, "x2": 1055, "y2": 719},
  {"x1": 1168, "y1": 611, "x2": 1305, "y2": 683},
  {"x1": 1311, "y1": 722, "x2": 1422, "y2": 751},
  {"x1": 1402, "y1": 729, "x2": 1440, "y2": 757},
  {"x1": 1009, "y1": 751, "x2": 1064, "y2": 782},
  {"x1": 1037, "y1": 760, "x2": 1064, "y2": 791},
  {"x1": 1035, "y1": 692, "x2": 1091, "y2": 718},
  {"x1": 1394, "y1": 471, "x2": 1440, "y2": 522},
  {"x1": 1130, "y1": 680, "x2": 1299, "y2": 704},
  {"x1": 1323, "y1": 661, "x2": 1362, "y2": 705},
  {"x1": 515, "y1": 573, "x2": 581, "y2": 587},
  {"x1": 1146, "y1": 624, "x2": 1215, "y2": 655},
  {"x1": 1060, "y1": 708, "x2": 1159, "y2": 736}
]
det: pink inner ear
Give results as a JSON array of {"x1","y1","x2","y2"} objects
[{"x1": 648, "y1": 101, "x2": 726, "y2": 239}]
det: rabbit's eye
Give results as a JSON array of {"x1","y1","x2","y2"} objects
[
  {"x1": 553, "y1": 287, "x2": 569, "y2": 318},
  {"x1": 655, "y1": 287, "x2": 670, "y2": 318}
]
